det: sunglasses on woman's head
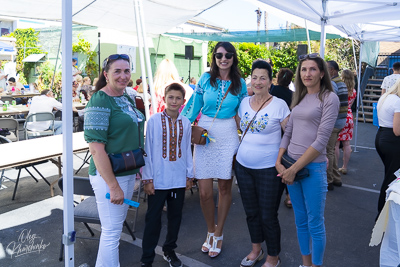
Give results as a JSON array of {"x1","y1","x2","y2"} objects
[
  {"x1": 103, "y1": 54, "x2": 130, "y2": 68},
  {"x1": 298, "y1": 53, "x2": 319, "y2": 61},
  {"x1": 214, "y1": 52, "x2": 234, "y2": 60}
]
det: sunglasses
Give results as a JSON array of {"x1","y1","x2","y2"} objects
[
  {"x1": 298, "y1": 53, "x2": 319, "y2": 61},
  {"x1": 215, "y1": 52, "x2": 234, "y2": 60},
  {"x1": 103, "y1": 54, "x2": 130, "y2": 68}
]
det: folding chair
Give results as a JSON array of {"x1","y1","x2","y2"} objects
[
  {"x1": 135, "y1": 96, "x2": 146, "y2": 119},
  {"x1": 0, "y1": 117, "x2": 19, "y2": 142},
  {"x1": 0, "y1": 96, "x2": 14, "y2": 103},
  {"x1": 58, "y1": 176, "x2": 136, "y2": 261},
  {"x1": 24, "y1": 112, "x2": 55, "y2": 139},
  {"x1": 74, "y1": 151, "x2": 91, "y2": 174}
]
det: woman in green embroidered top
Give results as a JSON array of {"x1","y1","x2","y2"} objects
[{"x1": 84, "y1": 54, "x2": 144, "y2": 267}]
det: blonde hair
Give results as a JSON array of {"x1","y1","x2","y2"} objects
[
  {"x1": 341, "y1": 69, "x2": 355, "y2": 97},
  {"x1": 378, "y1": 79, "x2": 400, "y2": 111},
  {"x1": 74, "y1": 75, "x2": 83, "y2": 85},
  {"x1": 93, "y1": 77, "x2": 99, "y2": 86},
  {"x1": 137, "y1": 83, "x2": 144, "y2": 93},
  {"x1": 83, "y1": 76, "x2": 91, "y2": 85},
  {"x1": 153, "y1": 59, "x2": 180, "y2": 96}
]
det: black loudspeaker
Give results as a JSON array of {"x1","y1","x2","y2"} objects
[
  {"x1": 185, "y1": 45, "x2": 194, "y2": 60},
  {"x1": 297, "y1": 44, "x2": 308, "y2": 58}
]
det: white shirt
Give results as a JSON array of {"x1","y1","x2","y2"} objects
[
  {"x1": 125, "y1": 87, "x2": 137, "y2": 101},
  {"x1": 142, "y1": 111, "x2": 194, "y2": 189},
  {"x1": 237, "y1": 96, "x2": 290, "y2": 169},
  {"x1": 27, "y1": 95, "x2": 63, "y2": 131},
  {"x1": 377, "y1": 94, "x2": 400, "y2": 128},
  {"x1": 381, "y1": 74, "x2": 400, "y2": 91},
  {"x1": 0, "y1": 69, "x2": 6, "y2": 91}
]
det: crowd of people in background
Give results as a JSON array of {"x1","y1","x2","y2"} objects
[{"x1": 1, "y1": 42, "x2": 399, "y2": 267}]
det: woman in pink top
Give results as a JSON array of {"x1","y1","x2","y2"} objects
[{"x1": 276, "y1": 54, "x2": 339, "y2": 267}]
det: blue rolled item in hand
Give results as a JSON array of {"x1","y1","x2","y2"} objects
[{"x1": 105, "y1": 193, "x2": 140, "y2": 208}]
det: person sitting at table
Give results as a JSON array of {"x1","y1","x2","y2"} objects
[
  {"x1": 6, "y1": 77, "x2": 25, "y2": 104},
  {"x1": 27, "y1": 89, "x2": 77, "y2": 135},
  {"x1": 81, "y1": 77, "x2": 92, "y2": 93},
  {"x1": 6, "y1": 77, "x2": 24, "y2": 94},
  {"x1": 72, "y1": 80, "x2": 84, "y2": 102}
]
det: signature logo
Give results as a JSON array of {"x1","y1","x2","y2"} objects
[{"x1": 6, "y1": 229, "x2": 50, "y2": 258}]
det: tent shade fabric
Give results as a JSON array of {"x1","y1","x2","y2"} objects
[
  {"x1": 0, "y1": 0, "x2": 223, "y2": 36},
  {"x1": 22, "y1": 53, "x2": 46, "y2": 62},
  {"x1": 0, "y1": 41, "x2": 15, "y2": 52},
  {"x1": 166, "y1": 28, "x2": 342, "y2": 42}
]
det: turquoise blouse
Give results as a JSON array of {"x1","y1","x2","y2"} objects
[
  {"x1": 181, "y1": 72, "x2": 248, "y2": 123},
  {"x1": 84, "y1": 91, "x2": 145, "y2": 176}
]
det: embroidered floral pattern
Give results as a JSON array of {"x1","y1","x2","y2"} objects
[
  {"x1": 240, "y1": 112, "x2": 269, "y2": 133},
  {"x1": 114, "y1": 96, "x2": 144, "y2": 123},
  {"x1": 84, "y1": 106, "x2": 111, "y2": 131}
]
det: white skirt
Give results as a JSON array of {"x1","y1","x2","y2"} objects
[{"x1": 194, "y1": 115, "x2": 239, "y2": 179}]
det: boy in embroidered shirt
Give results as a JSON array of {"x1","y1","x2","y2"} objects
[{"x1": 140, "y1": 83, "x2": 194, "y2": 267}]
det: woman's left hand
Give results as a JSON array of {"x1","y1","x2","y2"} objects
[{"x1": 280, "y1": 167, "x2": 296, "y2": 185}]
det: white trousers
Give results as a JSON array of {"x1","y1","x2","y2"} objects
[{"x1": 90, "y1": 171, "x2": 136, "y2": 267}]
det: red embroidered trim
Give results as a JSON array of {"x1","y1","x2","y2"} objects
[{"x1": 161, "y1": 113, "x2": 167, "y2": 159}]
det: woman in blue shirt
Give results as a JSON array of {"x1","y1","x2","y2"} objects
[{"x1": 182, "y1": 42, "x2": 247, "y2": 258}]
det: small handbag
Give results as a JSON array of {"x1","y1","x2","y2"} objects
[
  {"x1": 191, "y1": 85, "x2": 231, "y2": 145},
  {"x1": 191, "y1": 125, "x2": 208, "y2": 145},
  {"x1": 280, "y1": 152, "x2": 309, "y2": 180},
  {"x1": 108, "y1": 109, "x2": 147, "y2": 174}
]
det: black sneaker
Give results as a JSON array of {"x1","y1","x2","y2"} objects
[
  {"x1": 163, "y1": 250, "x2": 183, "y2": 267},
  {"x1": 141, "y1": 262, "x2": 152, "y2": 267}
]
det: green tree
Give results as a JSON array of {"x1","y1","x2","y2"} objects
[
  {"x1": 324, "y1": 38, "x2": 359, "y2": 71},
  {"x1": 7, "y1": 28, "x2": 45, "y2": 82},
  {"x1": 35, "y1": 61, "x2": 62, "y2": 94},
  {"x1": 72, "y1": 35, "x2": 98, "y2": 79}
]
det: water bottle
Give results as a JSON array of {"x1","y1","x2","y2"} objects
[{"x1": 27, "y1": 98, "x2": 32, "y2": 108}]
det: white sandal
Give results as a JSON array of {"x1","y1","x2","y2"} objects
[
  {"x1": 201, "y1": 232, "x2": 214, "y2": 253},
  {"x1": 209, "y1": 234, "x2": 223, "y2": 258}
]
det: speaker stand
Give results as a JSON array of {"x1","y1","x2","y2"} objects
[{"x1": 186, "y1": 58, "x2": 191, "y2": 84}]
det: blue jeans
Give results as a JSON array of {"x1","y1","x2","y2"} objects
[
  {"x1": 53, "y1": 121, "x2": 63, "y2": 135},
  {"x1": 287, "y1": 161, "x2": 327, "y2": 266}
]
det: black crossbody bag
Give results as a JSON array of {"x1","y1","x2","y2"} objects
[
  {"x1": 281, "y1": 152, "x2": 309, "y2": 180},
  {"x1": 108, "y1": 109, "x2": 147, "y2": 174}
]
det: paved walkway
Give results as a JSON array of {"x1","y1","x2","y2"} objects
[{"x1": 0, "y1": 121, "x2": 384, "y2": 266}]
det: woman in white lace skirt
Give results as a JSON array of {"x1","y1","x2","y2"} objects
[{"x1": 181, "y1": 42, "x2": 247, "y2": 258}]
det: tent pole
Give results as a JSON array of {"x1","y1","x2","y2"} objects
[
  {"x1": 351, "y1": 38, "x2": 357, "y2": 72},
  {"x1": 319, "y1": 19, "x2": 326, "y2": 57},
  {"x1": 61, "y1": 0, "x2": 74, "y2": 266},
  {"x1": 354, "y1": 39, "x2": 363, "y2": 153},
  {"x1": 319, "y1": 0, "x2": 327, "y2": 57},
  {"x1": 134, "y1": 0, "x2": 150, "y2": 120},
  {"x1": 305, "y1": 19, "x2": 311, "y2": 53},
  {"x1": 98, "y1": 32, "x2": 101, "y2": 77},
  {"x1": 138, "y1": 0, "x2": 157, "y2": 116},
  {"x1": 50, "y1": 33, "x2": 62, "y2": 92}
]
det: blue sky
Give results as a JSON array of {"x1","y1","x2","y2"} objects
[{"x1": 197, "y1": 0, "x2": 287, "y2": 31}]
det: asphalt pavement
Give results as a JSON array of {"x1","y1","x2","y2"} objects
[{"x1": 0, "y1": 121, "x2": 384, "y2": 266}]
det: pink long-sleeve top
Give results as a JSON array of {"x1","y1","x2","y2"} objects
[{"x1": 280, "y1": 92, "x2": 340, "y2": 162}]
